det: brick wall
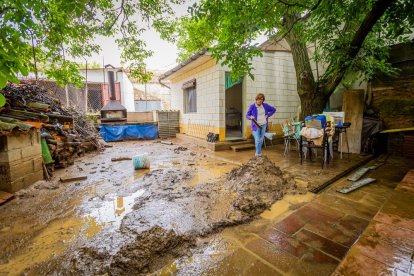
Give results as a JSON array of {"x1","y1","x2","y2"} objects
[
  {"x1": 0, "y1": 130, "x2": 43, "y2": 193},
  {"x1": 170, "y1": 58, "x2": 223, "y2": 140},
  {"x1": 170, "y1": 51, "x2": 300, "y2": 141}
]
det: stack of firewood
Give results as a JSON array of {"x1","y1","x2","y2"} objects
[{"x1": 0, "y1": 82, "x2": 103, "y2": 172}]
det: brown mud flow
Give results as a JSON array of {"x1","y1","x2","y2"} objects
[
  {"x1": 74, "y1": 157, "x2": 302, "y2": 274},
  {"x1": 34, "y1": 156, "x2": 302, "y2": 274}
]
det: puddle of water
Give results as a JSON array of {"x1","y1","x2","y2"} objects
[
  {"x1": 125, "y1": 169, "x2": 150, "y2": 184},
  {"x1": 0, "y1": 216, "x2": 100, "y2": 275},
  {"x1": 260, "y1": 193, "x2": 315, "y2": 220},
  {"x1": 85, "y1": 189, "x2": 146, "y2": 226},
  {"x1": 187, "y1": 163, "x2": 236, "y2": 187}
]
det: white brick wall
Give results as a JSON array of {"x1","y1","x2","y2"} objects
[
  {"x1": 169, "y1": 50, "x2": 300, "y2": 138},
  {"x1": 170, "y1": 59, "x2": 221, "y2": 129},
  {"x1": 245, "y1": 52, "x2": 300, "y2": 129}
]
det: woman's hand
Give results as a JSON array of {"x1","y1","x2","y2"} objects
[{"x1": 250, "y1": 116, "x2": 254, "y2": 120}]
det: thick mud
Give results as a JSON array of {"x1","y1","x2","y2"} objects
[{"x1": 40, "y1": 156, "x2": 300, "y2": 275}]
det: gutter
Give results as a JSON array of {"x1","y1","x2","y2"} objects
[
  {"x1": 159, "y1": 48, "x2": 208, "y2": 81},
  {"x1": 158, "y1": 79, "x2": 171, "y2": 89}
]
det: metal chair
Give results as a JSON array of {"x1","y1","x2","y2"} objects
[
  {"x1": 281, "y1": 119, "x2": 300, "y2": 156},
  {"x1": 300, "y1": 121, "x2": 331, "y2": 169}
]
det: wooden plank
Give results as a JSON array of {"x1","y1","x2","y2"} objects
[
  {"x1": 0, "y1": 191, "x2": 14, "y2": 200},
  {"x1": 111, "y1": 157, "x2": 132, "y2": 162},
  {"x1": 230, "y1": 144, "x2": 255, "y2": 152},
  {"x1": 342, "y1": 90, "x2": 364, "y2": 154},
  {"x1": 60, "y1": 175, "x2": 87, "y2": 183},
  {"x1": 0, "y1": 191, "x2": 14, "y2": 206},
  {"x1": 337, "y1": 178, "x2": 376, "y2": 194}
]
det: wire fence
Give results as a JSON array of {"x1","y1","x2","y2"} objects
[{"x1": 23, "y1": 80, "x2": 104, "y2": 113}]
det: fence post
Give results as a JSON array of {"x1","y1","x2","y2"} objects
[
  {"x1": 85, "y1": 82, "x2": 88, "y2": 113},
  {"x1": 65, "y1": 85, "x2": 69, "y2": 106}
]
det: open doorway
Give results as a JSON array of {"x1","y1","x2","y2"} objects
[{"x1": 225, "y1": 72, "x2": 243, "y2": 140}]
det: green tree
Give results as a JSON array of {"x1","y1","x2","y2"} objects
[
  {"x1": 176, "y1": 0, "x2": 414, "y2": 118},
  {"x1": 0, "y1": 0, "x2": 182, "y2": 88}
]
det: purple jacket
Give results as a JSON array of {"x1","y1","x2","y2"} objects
[{"x1": 246, "y1": 102, "x2": 277, "y2": 131}]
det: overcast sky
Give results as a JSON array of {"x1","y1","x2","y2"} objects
[
  {"x1": 88, "y1": 3, "x2": 192, "y2": 72},
  {"x1": 91, "y1": 29, "x2": 179, "y2": 71}
]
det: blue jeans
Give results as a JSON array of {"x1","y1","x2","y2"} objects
[{"x1": 252, "y1": 123, "x2": 267, "y2": 156}]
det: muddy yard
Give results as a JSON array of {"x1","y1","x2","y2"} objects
[
  {"x1": 0, "y1": 140, "x2": 305, "y2": 275},
  {"x1": 0, "y1": 139, "x2": 363, "y2": 275}
]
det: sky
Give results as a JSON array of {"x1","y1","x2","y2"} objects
[
  {"x1": 91, "y1": 30, "x2": 179, "y2": 72},
  {"x1": 88, "y1": 3, "x2": 192, "y2": 72},
  {"x1": 87, "y1": 2, "x2": 268, "y2": 72}
]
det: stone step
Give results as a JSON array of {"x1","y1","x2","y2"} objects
[{"x1": 230, "y1": 143, "x2": 255, "y2": 152}]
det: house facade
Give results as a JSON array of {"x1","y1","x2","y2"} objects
[
  {"x1": 132, "y1": 70, "x2": 171, "y2": 111},
  {"x1": 159, "y1": 41, "x2": 300, "y2": 142},
  {"x1": 79, "y1": 67, "x2": 135, "y2": 112}
]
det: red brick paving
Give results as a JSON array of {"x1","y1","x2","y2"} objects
[{"x1": 334, "y1": 169, "x2": 414, "y2": 275}]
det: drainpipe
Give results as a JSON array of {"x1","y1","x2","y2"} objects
[{"x1": 158, "y1": 78, "x2": 170, "y2": 89}]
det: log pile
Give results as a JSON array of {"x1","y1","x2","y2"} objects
[{"x1": 0, "y1": 82, "x2": 103, "y2": 172}]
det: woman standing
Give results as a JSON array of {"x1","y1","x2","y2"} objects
[{"x1": 246, "y1": 93, "x2": 276, "y2": 157}]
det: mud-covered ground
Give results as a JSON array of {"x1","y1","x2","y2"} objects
[{"x1": 0, "y1": 140, "x2": 310, "y2": 275}]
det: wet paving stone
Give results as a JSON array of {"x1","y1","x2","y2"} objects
[
  {"x1": 244, "y1": 237, "x2": 300, "y2": 273},
  {"x1": 243, "y1": 260, "x2": 283, "y2": 276},
  {"x1": 294, "y1": 229, "x2": 349, "y2": 260},
  {"x1": 335, "y1": 215, "x2": 370, "y2": 237},
  {"x1": 334, "y1": 250, "x2": 395, "y2": 276},
  {"x1": 363, "y1": 221, "x2": 414, "y2": 252},
  {"x1": 353, "y1": 236, "x2": 413, "y2": 273},
  {"x1": 396, "y1": 170, "x2": 414, "y2": 193},
  {"x1": 289, "y1": 248, "x2": 339, "y2": 276},
  {"x1": 359, "y1": 193, "x2": 387, "y2": 208},
  {"x1": 202, "y1": 248, "x2": 261, "y2": 275},
  {"x1": 374, "y1": 190, "x2": 414, "y2": 232},
  {"x1": 272, "y1": 213, "x2": 307, "y2": 235},
  {"x1": 258, "y1": 227, "x2": 310, "y2": 258},
  {"x1": 303, "y1": 219, "x2": 358, "y2": 247},
  {"x1": 297, "y1": 201, "x2": 345, "y2": 221},
  {"x1": 314, "y1": 194, "x2": 378, "y2": 220}
]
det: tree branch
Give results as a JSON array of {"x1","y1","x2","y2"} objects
[
  {"x1": 269, "y1": 0, "x2": 323, "y2": 44},
  {"x1": 322, "y1": 0, "x2": 396, "y2": 95},
  {"x1": 106, "y1": 0, "x2": 125, "y2": 32}
]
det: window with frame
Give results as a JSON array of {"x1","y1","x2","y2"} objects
[{"x1": 183, "y1": 79, "x2": 197, "y2": 113}]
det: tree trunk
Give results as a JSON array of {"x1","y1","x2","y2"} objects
[
  {"x1": 283, "y1": 0, "x2": 394, "y2": 119},
  {"x1": 284, "y1": 14, "x2": 324, "y2": 119},
  {"x1": 300, "y1": 91, "x2": 329, "y2": 119}
]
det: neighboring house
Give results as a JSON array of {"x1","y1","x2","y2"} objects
[
  {"x1": 19, "y1": 66, "x2": 135, "y2": 113},
  {"x1": 159, "y1": 40, "x2": 300, "y2": 142},
  {"x1": 131, "y1": 70, "x2": 171, "y2": 112},
  {"x1": 79, "y1": 66, "x2": 135, "y2": 112}
]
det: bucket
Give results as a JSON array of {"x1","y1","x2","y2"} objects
[{"x1": 132, "y1": 154, "x2": 150, "y2": 170}]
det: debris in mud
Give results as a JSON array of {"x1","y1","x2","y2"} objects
[
  {"x1": 60, "y1": 176, "x2": 87, "y2": 183},
  {"x1": 173, "y1": 146, "x2": 188, "y2": 154},
  {"x1": 111, "y1": 157, "x2": 132, "y2": 162},
  {"x1": 161, "y1": 141, "x2": 174, "y2": 145}
]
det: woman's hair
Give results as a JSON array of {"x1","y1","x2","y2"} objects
[{"x1": 255, "y1": 93, "x2": 265, "y2": 101}]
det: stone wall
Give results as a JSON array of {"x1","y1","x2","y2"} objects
[
  {"x1": 0, "y1": 130, "x2": 43, "y2": 193},
  {"x1": 371, "y1": 42, "x2": 414, "y2": 130}
]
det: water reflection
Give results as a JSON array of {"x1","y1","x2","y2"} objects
[{"x1": 86, "y1": 189, "x2": 145, "y2": 227}]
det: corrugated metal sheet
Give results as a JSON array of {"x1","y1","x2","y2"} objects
[
  {"x1": 0, "y1": 117, "x2": 35, "y2": 136},
  {"x1": 157, "y1": 111, "x2": 179, "y2": 138},
  {"x1": 135, "y1": 100, "x2": 161, "y2": 112}
]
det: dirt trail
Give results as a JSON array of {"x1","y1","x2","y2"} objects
[{"x1": 51, "y1": 156, "x2": 302, "y2": 274}]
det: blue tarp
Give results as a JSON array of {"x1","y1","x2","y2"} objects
[{"x1": 100, "y1": 123, "x2": 158, "y2": 142}]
